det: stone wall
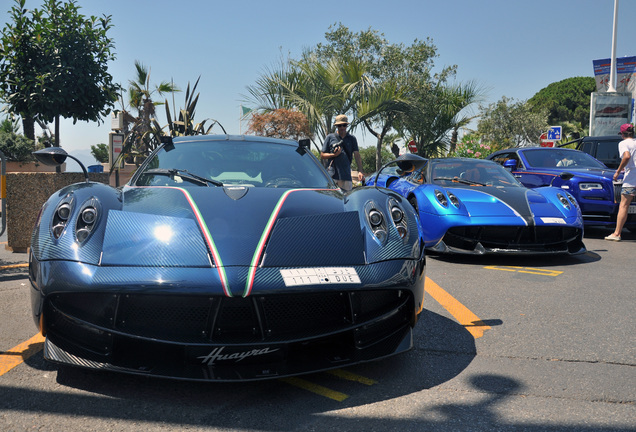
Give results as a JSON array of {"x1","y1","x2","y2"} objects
[{"x1": 5, "y1": 172, "x2": 109, "y2": 252}]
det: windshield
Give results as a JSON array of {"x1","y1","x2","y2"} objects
[
  {"x1": 134, "y1": 139, "x2": 334, "y2": 189},
  {"x1": 430, "y1": 159, "x2": 522, "y2": 188},
  {"x1": 523, "y1": 149, "x2": 607, "y2": 169}
]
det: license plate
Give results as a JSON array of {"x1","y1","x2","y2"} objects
[{"x1": 629, "y1": 205, "x2": 636, "y2": 214}]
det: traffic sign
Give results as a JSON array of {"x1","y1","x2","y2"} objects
[
  {"x1": 408, "y1": 140, "x2": 417, "y2": 153},
  {"x1": 547, "y1": 126, "x2": 562, "y2": 141}
]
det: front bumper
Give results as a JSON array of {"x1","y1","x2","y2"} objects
[
  {"x1": 430, "y1": 225, "x2": 586, "y2": 255},
  {"x1": 30, "y1": 257, "x2": 425, "y2": 381}
]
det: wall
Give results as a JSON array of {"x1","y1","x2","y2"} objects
[{"x1": 5, "y1": 172, "x2": 109, "y2": 252}]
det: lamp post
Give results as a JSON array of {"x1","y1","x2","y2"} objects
[{"x1": 608, "y1": 0, "x2": 619, "y2": 92}]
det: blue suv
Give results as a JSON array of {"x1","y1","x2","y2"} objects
[{"x1": 487, "y1": 147, "x2": 636, "y2": 230}]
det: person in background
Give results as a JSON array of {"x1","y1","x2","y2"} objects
[
  {"x1": 321, "y1": 115, "x2": 364, "y2": 191},
  {"x1": 605, "y1": 123, "x2": 636, "y2": 241}
]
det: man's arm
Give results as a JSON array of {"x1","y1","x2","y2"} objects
[
  {"x1": 353, "y1": 151, "x2": 365, "y2": 181},
  {"x1": 613, "y1": 150, "x2": 631, "y2": 181},
  {"x1": 321, "y1": 147, "x2": 342, "y2": 159}
]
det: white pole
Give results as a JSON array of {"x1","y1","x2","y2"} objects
[{"x1": 608, "y1": 0, "x2": 619, "y2": 92}]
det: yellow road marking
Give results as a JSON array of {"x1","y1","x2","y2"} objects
[
  {"x1": 280, "y1": 376, "x2": 349, "y2": 401},
  {"x1": 0, "y1": 263, "x2": 28, "y2": 270},
  {"x1": 425, "y1": 277, "x2": 490, "y2": 339},
  {"x1": 0, "y1": 333, "x2": 45, "y2": 376},
  {"x1": 484, "y1": 265, "x2": 562, "y2": 277},
  {"x1": 326, "y1": 369, "x2": 377, "y2": 385}
]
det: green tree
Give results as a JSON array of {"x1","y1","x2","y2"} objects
[
  {"x1": 312, "y1": 24, "x2": 466, "y2": 168},
  {"x1": 90, "y1": 143, "x2": 109, "y2": 163},
  {"x1": 527, "y1": 76, "x2": 595, "y2": 138},
  {"x1": 477, "y1": 96, "x2": 549, "y2": 148},
  {"x1": 0, "y1": 0, "x2": 120, "y2": 146},
  {"x1": 358, "y1": 145, "x2": 393, "y2": 174},
  {"x1": 0, "y1": 115, "x2": 20, "y2": 134}
]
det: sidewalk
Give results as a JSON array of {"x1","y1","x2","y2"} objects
[{"x1": 0, "y1": 230, "x2": 28, "y2": 267}]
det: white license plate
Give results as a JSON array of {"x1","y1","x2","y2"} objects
[
  {"x1": 280, "y1": 267, "x2": 361, "y2": 286},
  {"x1": 629, "y1": 205, "x2": 636, "y2": 214}
]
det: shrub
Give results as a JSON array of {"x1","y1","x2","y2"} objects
[
  {"x1": 451, "y1": 133, "x2": 502, "y2": 159},
  {"x1": 0, "y1": 131, "x2": 36, "y2": 161}
]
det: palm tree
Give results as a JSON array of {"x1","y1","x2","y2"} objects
[
  {"x1": 356, "y1": 78, "x2": 412, "y2": 170},
  {"x1": 244, "y1": 55, "x2": 369, "y2": 151},
  {"x1": 117, "y1": 61, "x2": 180, "y2": 165},
  {"x1": 397, "y1": 80, "x2": 485, "y2": 158}
]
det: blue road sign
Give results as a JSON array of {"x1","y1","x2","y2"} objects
[{"x1": 547, "y1": 126, "x2": 562, "y2": 141}]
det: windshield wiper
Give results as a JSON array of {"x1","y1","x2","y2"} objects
[
  {"x1": 433, "y1": 176, "x2": 486, "y2": 186},
  {"x1": 142, "y1": 168, "x2": 223, "y2": 187}
]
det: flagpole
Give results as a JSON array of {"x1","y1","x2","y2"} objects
[{"x1": 608, "y1": 0, "x2": 619, "y2": 92}]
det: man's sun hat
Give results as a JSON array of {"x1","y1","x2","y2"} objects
[{"x1": 334, "y1": 115, "x2": 349, "y2": 126}]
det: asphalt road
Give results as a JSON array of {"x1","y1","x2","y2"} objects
[{"x1": 0, "y1": 228, "x2": 634, "y2": 431}]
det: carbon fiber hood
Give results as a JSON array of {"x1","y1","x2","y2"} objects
[{"x1": 101, "y1": 186, "x2": 365, "y2": 267}]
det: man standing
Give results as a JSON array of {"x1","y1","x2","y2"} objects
[
  {"x1": 321, "y1": 115, "x2": 364, "y2": 191},
  {"x1": 605, "y1": 123, "x2": 636, "y2": 241}
]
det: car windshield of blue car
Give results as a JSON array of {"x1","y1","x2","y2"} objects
[
  {"x1": 431, "y1": 160, "x2": 521, "y2": 188},
  {"x1": 523, "y1": 149, "x2": 607, "y2": 169},
  {"x1": 134, "y1": 140, "x2": 334, "y2": 189}
]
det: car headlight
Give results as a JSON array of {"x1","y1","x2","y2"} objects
[
  {"x1": 557, "y1": 193, "x2": 571, "y2": 209},
  {"x1": 448, "y1": 192, "x2": 461, "y2": 209},
  {"x1": 51, "y1": 195, "x2": 74, "y2": 239},
  {"x1": 388, "y1": 198, "x2": 409, "y2": 240},
  {"x1": 365, "y1": 201, "x2": 387, "y2": 243},
  {"x1": 75, "y1": 197, "x2": 101, "y2": 244},
  {"x1": 579, "y1": 183, "x2": 603, "y2": 191},
  {"x1": 434, "y1": 189, "x2": 448, "y2": 207},
  {"x1": 566, "y1": 192, "x2": 578, "y2": 207}
]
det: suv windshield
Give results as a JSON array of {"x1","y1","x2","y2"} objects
[{"x1": 523, "y1": 149, "x2": 606, "y2": 169}]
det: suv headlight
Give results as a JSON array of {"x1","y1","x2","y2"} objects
[{"x1": 579, "y1": 183, "x2": 603, "y2": 191}]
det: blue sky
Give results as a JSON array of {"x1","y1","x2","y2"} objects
[{"x1": 2, "y1": 0, "x2": 636, "y2": 168}]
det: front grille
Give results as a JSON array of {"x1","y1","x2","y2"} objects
[
  {"x1": 45, "y1": 290, "x2": 412, "y2": 345},
  {"x1": 444, "y1": 225, "x2": 581, "y2": 251}
]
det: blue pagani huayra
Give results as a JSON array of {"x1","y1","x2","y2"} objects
[
  {"x1": 367, "y1": 157, "x2": 586, "y2": 255},
  {"x1": 28, "y1": 135, "x2": 426, "y2": 381}
]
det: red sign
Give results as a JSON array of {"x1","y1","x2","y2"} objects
[
  {"x1": 539, "y1": 132, "x2": 554, "y2": 147},
  {"x1": 408, "y1": 140, "x2": 417, "y2": 153}
]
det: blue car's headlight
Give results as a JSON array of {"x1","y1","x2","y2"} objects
[
  {"x1": 557, "y1": 193, "x2": 571, "y2": 209},
  {"x1": 388, "y1": 198, "x2": 409, "y2": 239},
  {"x1": 579, "y1": 182, "x2": 603, "y2": 191},
  {"x1": 51, "y1": 195, "x2": 74, "y2": 239},
  {"x1": 447, "y1": 192, "x2": 461, "y2": 209},
  {"x1": 566, "y1": 192, "x2": 578, "y2": 207},
  {"x1": 434, "y1": 189, "x2": 448, "y2": 207},
  {"x1": 365, "y1": 201, "x2": 387, "y2": 243},
  {"x1": 75, "y1": 197, "x2": 101, "y2": 243}
]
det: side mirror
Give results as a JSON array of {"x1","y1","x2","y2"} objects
[
  {"x1": 550, "y1": 171, "x2": 574, "y2": 187},
  {"x1": 503, "y1": 159, "x2": 517, "y2": 170},
  {"x1": 32, "y1": 147, "x2": 89, "y2": 183},
  {"x1": 374, "y1": 153, "x2": 427, "y2": 188}
]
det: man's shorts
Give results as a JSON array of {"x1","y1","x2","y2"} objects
[
  {"x1": 621, "y1": 186, "x2": 636, "y2": 197},
  {"x1": 335, "y1": 179, "x2": 353, "y2": 191}
]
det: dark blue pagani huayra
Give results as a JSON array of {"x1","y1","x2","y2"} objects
[
  {"x1": 29, "y1": 135, "x2": 426, "y2": 381},
  {"x1": 367, "y1": 157, "x2": 586, "y2": 255}
]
